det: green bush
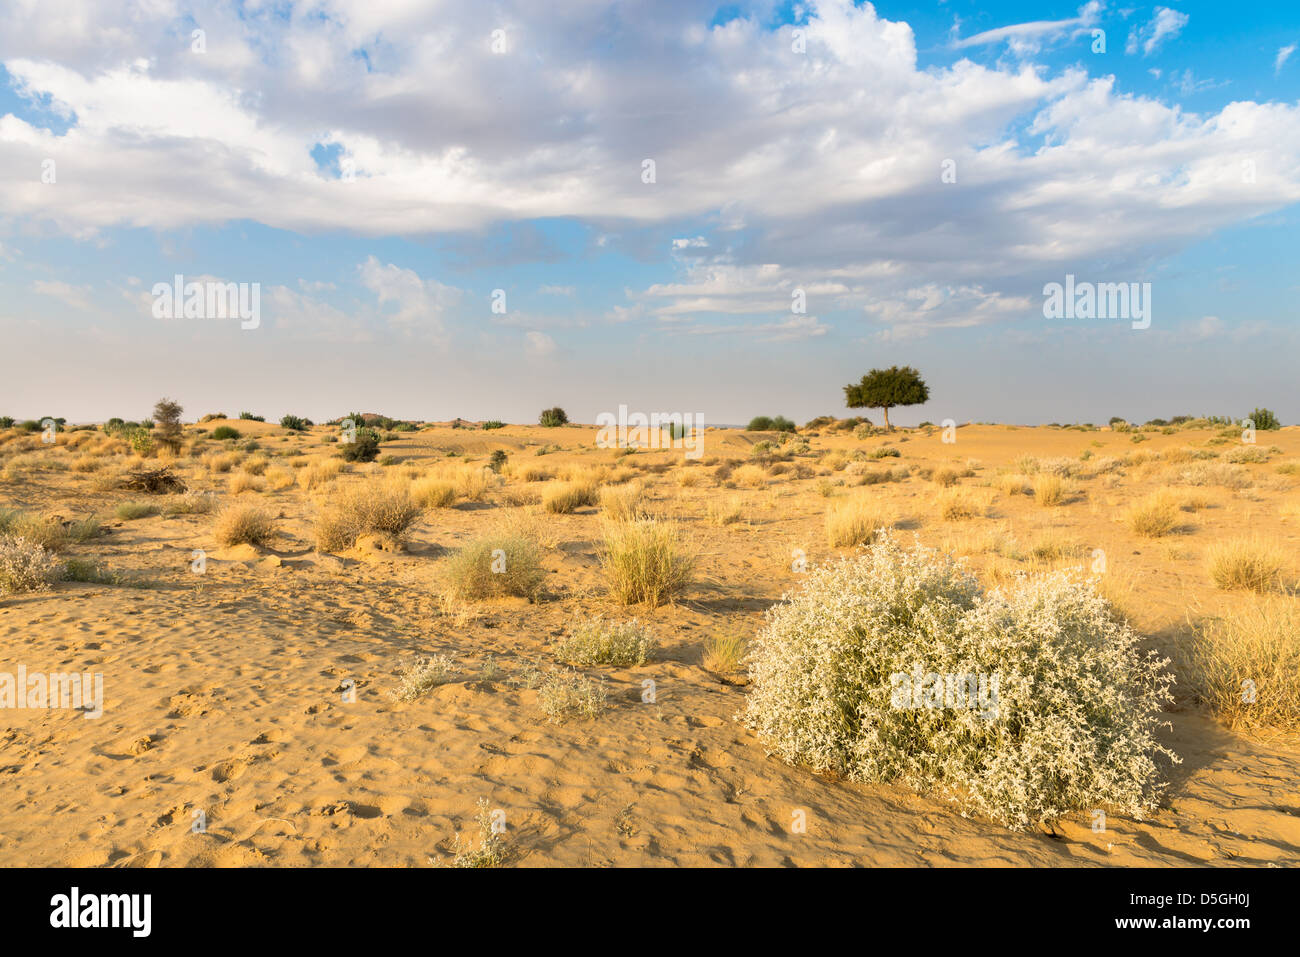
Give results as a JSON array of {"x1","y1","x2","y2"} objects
[
  {"x1": 211, "y1": 426, "x2": 241, "y2": 441},
  {"x1": 1247, "y1": 407, "x2": 1281, "y2": 430},
  {"x1": 482, "y1": 420, "x2": 506, "y2": 430},
  {"x1": 539, "y1": 407, "x2": 569, "y2": 428},
  {"x1": 238, "y1": 412, "x2": 264, "y2": 422},
  {"x1": 280, "y1": 414, "x2": 312, "y2": 431},
  {"x1": 340, "y1": 429, "x2": 381, "y2": 463}
]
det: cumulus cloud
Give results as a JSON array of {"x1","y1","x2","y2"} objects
[{"x1": 2, "y1": 0, "x2": 1299, "y2": 344}]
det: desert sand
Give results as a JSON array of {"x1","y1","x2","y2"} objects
[{"x1": 1, "y1": 419, "x2": 1297, "y2": 867}]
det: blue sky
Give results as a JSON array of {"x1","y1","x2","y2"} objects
[{"x1": 1, "y1": 1, "x2": 1297, "y2": 426}]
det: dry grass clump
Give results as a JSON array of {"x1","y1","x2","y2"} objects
[
  {"x1": 163, "y1": 492, "x2": 216, "y2": 516},
  {"x1": 411, "y1": 477, "x2": 457, "y2": 508},
  {"x1": 213, "y1": 503, "x2": 278, "y2": 547},
  {"x1": 931, "y1": 467, "x2": 960, "y2": 487},
  {"x1": 1205, "y1": 539, "x2": 1287, "y2": 592},
  {"x1": 554, "y1": 616, "x2": 655, "y2": 667},
  {"x1": 702, "y1": 632, "x2": 747, "y2": 675},
  {"x1": 0, "y1": 537, "x2": 63, "y2": 595},
  {"x1": 1179, "y1": 462, "x2": 1252, "y2": 489},
  {"x1": 938, "y1": 488, "x2": 981, "y2": 522},
  {"x1": 70, "y1": 454, "x2": 101, "y2": 473},
  {"x1": 265, "y1": 466, "x2": 296, "y2": 490},
  {"x1": 995, "y1": 473, "x2": 1031, "y2": 496},
  {"x1": 202, "y1": 451, "x2": 240, "y2": 473},
  {"x1": 543, "y1": 479, "x2": 598, "y2": 514},
  {"x1": 825, "y1": 496, "x2": 889, "y2": 547},
  {"x1": 228, "y1": 472, "x2": 265, "y2": 495},
  {"x1": 742, "y1": 534, "x2": 1178, "y2": 831},
  {"x1": 314, "y1": 481, "x2": 424, "y2": 551},
  {"x1": 298, "y1": 457, "x2": 344, "y2": 490},
  {"x1": 444, "y1": 534, "x2": 545, "y2": 601},
  {"x1": 114, "y1": 501, "x2": 157, "y2": 521},
  {"x1": 241, "y1": 455, "x2": 271, "y2": 476},
  {"x1": 1127, "y1": 491, "x2": 1180, "y2": 538},
  {"x1": 537, "y1": 668, "x2": 607, "y2": 722},
  {"x1": 0, "y1": 511, "x2": 69, "y2": 552},
  {"x1": 706, "y1": 496, "x2": 746, "y2": 526},
  {"x1": 600, "y1": 518, "x2": 696, "y2": 606},
  {"x1": 390, "y1": 654, "x2": 457, "y2": 702},
  {"x1": 599, "y1": 481, "x2": 645, "y2": 521},
  {"x1": 1175, "y1": 599, "x2": 1300, "y2": 732},
  {"x1": 1032, "y1": 474, "x2": 1066, "y2": 506},
  {"x1": 732, "y1": 463, "x2": 768, "y2": 488},
  {"x1": 515, "y1": 464, "x2": 552, "y2": 482}
]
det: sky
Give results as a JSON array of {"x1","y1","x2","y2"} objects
[{"x1": 1, "y1": 0, "x2": 1297, "y2": 427}]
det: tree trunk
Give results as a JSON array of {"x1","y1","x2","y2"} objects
[{"x1": 882, "y1": 407, "x2": 892, "y2": 431}]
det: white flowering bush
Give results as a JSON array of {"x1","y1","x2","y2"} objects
[
  {"x1": 0, "y1": 536, "x2": 63, "y2": 595},
  {"x1": 742, "y1": 534, "x2": 1178, "y2": 830}
]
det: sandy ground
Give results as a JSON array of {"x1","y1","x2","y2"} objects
[{"x1": 0, "y1": 419, "x2": 1297, "y2": 866}]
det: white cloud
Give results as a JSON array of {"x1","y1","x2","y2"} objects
[
  {"x1": 357, "y1": 256, "x2": 461, "y2": 340},
  {"x1": 33, "y1": 279, "x2": 92, "y2": 311},
  {"x1": 951, "y1": 1, "x2": 1102, "y2": 55},
  {"x1": 525, "y1": 330, "x2": 557, "y2": 356},
  {"x1": 1126, "y1": 7, "x2": 1188, "y2": 56},
  {"x1": 2, "y1": 0, "x2": 1299, "y2": 342},
  {"x1": 1276, "y1": 44, "x2": 1297, "y2": 75}
]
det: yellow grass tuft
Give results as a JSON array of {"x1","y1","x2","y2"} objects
[
  {"x1": 1127, "y1": 491, "x2": 1180, "y2": 538},
  {"x1": 600, "y1": 518, "x2": 696, "y2": 606},
  {"x1": 1205, "y1": 538, "x2": 1287, "y2": 592},
  {"x1": 825, "y1": 497, "x2": 889, "y2": 547}
]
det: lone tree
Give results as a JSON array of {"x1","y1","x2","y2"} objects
[
  {"x1": 153, "y1": 397, "x2": 184, "y2": 454},
  {"x1": 843, "y1": 366, "x2": 929, "y2": 432}
]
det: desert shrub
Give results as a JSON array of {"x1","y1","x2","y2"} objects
[
  {"x1": 1128, "y1": 492, "x2": 1180, "y2": 538},
  {"x1": 1246, "y1": 408, "x2": 1281, "y2": 431},
  {"x1": 213, "y1": 504, "x2": 277, "y2": 547},
  {"x1": 931, "y1": 467, "x2": 960, "y2": 487},
  {"x1": 554, "y1": 616, "x2": 655, "y2": 667},
  {"x1": 163, "y1": 493, "x2": 215, "y2": 516},
  {"x1": 114, "y1": 501, "x2": 156, "y2": 521},
  {"x1": 539, "y1": 407, "x2": 569, "y2": 428},
  {"x1": 0, "y1": 537, "x2": 63, "y2": 595},
  {"x1": 537, "y1": 668, "x2": 607, "y2": 722},
  {"x1": 825, "y1": 497, "x2": 889, "y2": 547},
  {"x1": 1175, "y1": 599, "x2": 1300, "y2": 731},
  {"x1": 0, "y1": 512, "x2": 69, "y2": 552},
  {"x1": 1179, "y1": 462, "x2": 1252, "y2": 489},
  {"x1": 1206, "y1": 539, "x2": 1287, "y2": 592},
  {"x1": 742, "y1": 535, "x2": 1179, "y2": 830},
  {"x1": 482, "y1": 420, "x2": 506, "y2": 430},
  {"x1": 314, "y1": 482, "x2": 424, "y2": 550},
  {"x1": 870, "y1": 446, "x2": 900, "y2": 459},
  {"x1": 445, "y1": 534, "x2": 545, "y2": 601},
  {"x1": 600, "y1": 519, "x2": 695, "y2": 606},
  {"x1": 543, "y1": 479, "x2": 597, "y2": 514},
  {"x1": 390, "y1": 654, "x2": 457, "y2": 702},
  {"x1": 488, "y1": 449, "x2": 508, "y2": 473},
  {"x1": 264, "y1": 466, "x2": 296, "y2": 490},
  {"x1": 211, "y1": 426, "x2": 241, "y2": 441},
  {"x1": 298, "y1": 457, "x2": 343, "y2": 490},
  {"x1": 128, "y1": 428, "x2": 155, "y2": 457},
  {"x1": 340, "y1": 429, "x2": 381, "y2": 463},
  {"x1": 280, "y1": 414, "x2": 312, "y2": 431}
]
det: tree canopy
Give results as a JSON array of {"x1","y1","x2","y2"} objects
[{"x1": 843, "y1": 366, "x2": 929, "y2": 431}]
